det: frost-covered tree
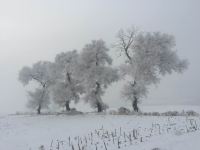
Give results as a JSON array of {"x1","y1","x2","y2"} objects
[
  {"x1": 115, "y1": 27, "x2": 188, "y2": 112},
  {"x1": 27, "y1": 88, "x2": 50, "y2": 114},
  {"x1": 78, "y1": 40, "x2": 119, "y2": 112},
  {"x1": 51, "y1": 50, "x2": 84, "y2": 111},
  {"x1": 19, "y1": 61, "x2": 53, "y2": 114}
]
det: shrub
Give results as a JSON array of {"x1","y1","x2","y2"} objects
[
  {"x1": 118, "y1": 107, "x2": 131, "y2": 115},
  {"x1": 185, "y1": 110, "x2": 199, "y2": 116}
]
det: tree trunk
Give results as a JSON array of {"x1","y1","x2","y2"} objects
[
  {"x1": 66, "y1": 72, "x2": 71, "y2": 83},
  {"x1": 95, "y1": 82, "x2": 103, "y2": 112},
  {"x1": 132, "y1": 97, "x2": 139, "y2": 112},
  {"x1": 97, "y1": 102, "x2": 102, "y2": 112},
  {"x1": 37, "y1": 105, "x2": 41, "y2": 114},
  {"x1": 65, "y1": 101, "x2": 71, "y2": 111}
]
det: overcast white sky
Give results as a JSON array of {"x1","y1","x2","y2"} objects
[{"x1": 0, "y1": 0, "x2": 200, "y2": 114}]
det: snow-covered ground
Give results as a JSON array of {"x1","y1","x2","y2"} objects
[
  {"x1": 140, "y1": 105, "x2": 200, "y2": 114},
  {"x1": 0, "y1": 113, "x2": 200, "y2": 150}
]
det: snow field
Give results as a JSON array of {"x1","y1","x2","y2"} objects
[{"x1": 0, "y1": 114, "x2": 199, "y2": 150}]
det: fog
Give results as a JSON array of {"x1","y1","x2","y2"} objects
[{"x1": 0, "y1": 0, "x2": 200, "y2": 114}]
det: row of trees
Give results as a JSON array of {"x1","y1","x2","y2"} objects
[{"x1": 19, "y1": 27, "x2": 188, "y2": 114}]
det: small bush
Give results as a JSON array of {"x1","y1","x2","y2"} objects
[
  {"x1": 151, "y1": 148, "x2": 161, "y2": 150},
  {"x1": 185, "y1": 110, "x2": 199, "y2": 116},
  {"x1": 151, "y1": 112, "x2": 160, "y2": 116},
  {"x1": 108, "y1": 110, "x2": 118, "y2": 115},
  {"x1": 118, "y1": 107, "x2": 131, "y2": 115},
  {"x1": 162, "y1": 111, "x2": 179, "y2": 116},
  {"x1": 39, "y1": 145, "x2": 45, "y2": 150}
]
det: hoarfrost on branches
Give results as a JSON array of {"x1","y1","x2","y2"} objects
[
  {"x1": 51, "y1": 50, "x2": 84, "y2": 111},
  {"x1": 78, "y1": 40, "x2": 119, "y2": 112},
  {"x1": 116, "y1": 27, "x2": 188, "y2": 112},
  {"x1": 19, "y1": 61, "x2": 53, "y2": 114},
  {"x1": 27, "y1": 88, "x2": 50, "y2": 113}
]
